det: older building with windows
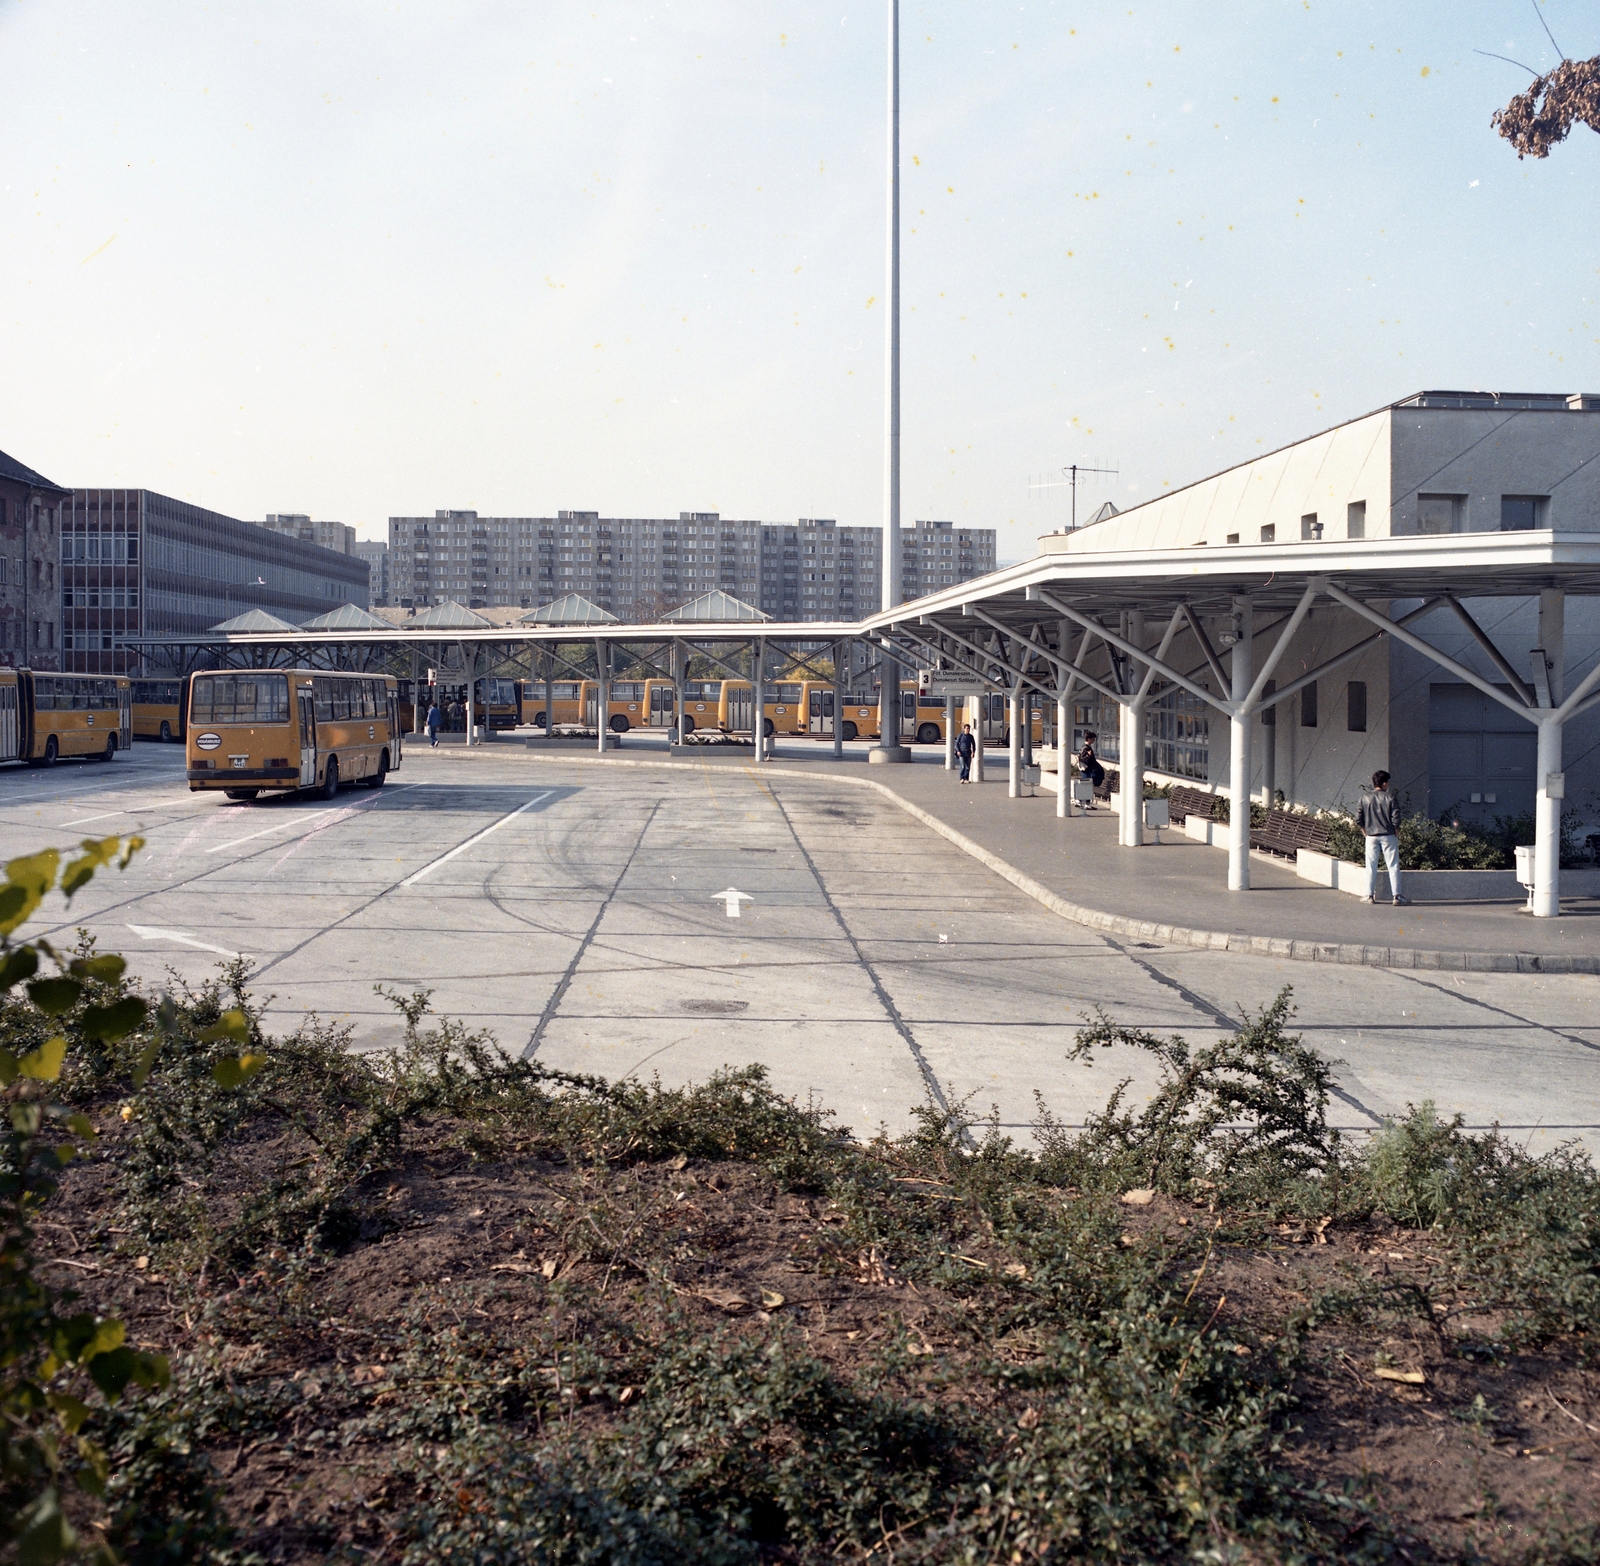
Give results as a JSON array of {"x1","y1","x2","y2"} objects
[
  {"x1": 62, "y1": 490, "x2": 371, "y2": 674},
  {"x1": 352, "y1": 539, "x2": 391, "y2": 607},
  {"x1": 255, "y1": 514, "x2": 356, "y2": 555},
  {"x1": 0, "y1": 447, "x2": 68, "y2": 670}
]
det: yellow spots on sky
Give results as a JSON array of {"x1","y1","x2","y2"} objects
[
  {"x1": 946, "y1": 185, "x2": 954, "y2": 193},
  {"x1": 779, "y1": 34, "x2": 786, "y2": 46},
  {"x1": 865, "y1": 296, "x2": 877, "y2": 309},
  {"x1": 1419, "y1": 65, "x2": 1431, "y2": 78},
  {"x1": 593, "y1": 343, "x2": 603, "y2": 350},
  {"x1": 913, "y1": 154, "x2": 921, "y2": 165},
  {"x1": 1271, "y1": 96, "x2": 1279, "y2": 103}
]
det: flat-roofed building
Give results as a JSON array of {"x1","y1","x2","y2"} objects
[
  {"x1": 0, "y1": 447, "x2": 69, "y2": 670},
  {"x1": 62, "y1": 490, "x2": 371, "y2": 674}
]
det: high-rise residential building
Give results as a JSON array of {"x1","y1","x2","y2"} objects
[
  {"x1": 256, "y1": 514, "x2": 356, "y2": 555},
  {"x1": 389, "y1": 509, "x2": 884, "y2": 622},
  {"x1": 898, "y1": 520, "x2": 996, "y2": 604},
  {"x1": 758, "y1": 518, "x2": 881, "y2": 621},
  {"x1": 352, "y1": 539, "x2": 390, "y2": 606},
  {"x1": 61, "y1": 490, "x2": 371, "y2": 674},
  {"x1": 0, "y1": 447, "x2": 70, "y2": 670}
]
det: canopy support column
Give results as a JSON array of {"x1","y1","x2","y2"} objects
[
  {"x1": 833, "y1": 641, "x2": 845, "y2": 759},
  {"x1": 1008, "y1": 684, "x2": 1022, "y2": 797},
  {"x1": 596, "y1": 639, "x2": 610, "y2": 754},
  {"x1": 1228, "y1": 598, "x2": 1254, "y2": 891}
]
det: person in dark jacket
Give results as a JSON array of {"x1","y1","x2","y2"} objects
[
  {"x1": 1078, "y1": 732, "x2": 1105, "y2": 789},
  {"x1": 955, "y1": 724, "x2": 976, "y2": 783},
  {"x1": 426, "y1": 702, "x2": 442, "y2": 747},
  {"x1": 1357, "y1": 769, "x2": 1409, "y2": 905}
]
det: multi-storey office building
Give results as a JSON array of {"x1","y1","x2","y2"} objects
[
  {"x1": 898, "y1": 520, "x2": 996, "y2": 605},
  {"x1": 61, "y1": 490, "x2": 372, "y2": 674},
  {"x1": 389, "y1": 509, "x2": 879, "y2": 622},
  {"x1": 0, "y1": 447, "x2": 69, "y2": 670}
]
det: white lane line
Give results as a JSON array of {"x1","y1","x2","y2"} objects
[
  {"x1": 62, "y1": 809, "x2": 130, "y2": 826},
  {"x1": 127, "y1": 924, "x2": 251, "y2": 958},
  {"x1": 399, "y1": 792, "x2": 555, "y2": 887},
  {"x1": 206, "y1": 808, "x2": 336, "y2": 853}
]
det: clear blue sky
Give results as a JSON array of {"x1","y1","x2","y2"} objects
[{"x1": 1, "y1": 0, "x2": 1595, "y2": 554}]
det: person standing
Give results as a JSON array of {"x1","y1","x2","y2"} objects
[
  {"x1": 1358, "y1": 769, "x2": 1410, "y2": 905},
  {"x1": 955, "y1": 723, "x2": 976, "y2": 784},
  {"x1": 426, "y1": 700, "x2": 442, "y2": 748}
]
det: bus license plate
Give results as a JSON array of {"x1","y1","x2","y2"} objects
[{"x1": 229, "y1": 756, "x2": 248, "y2": 769}]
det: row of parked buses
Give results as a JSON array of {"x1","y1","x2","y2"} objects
[{"x1": 515, "y1": 678, "x2": 1044, "y2": 744}]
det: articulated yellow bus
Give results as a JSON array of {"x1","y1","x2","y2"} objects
[
  {"x1": 131, "y1": 678, "x2": 185, "y2": 743},
  {"x1": 522, "y1": 678, "x2": 724, "y2": 733},
  {"x1": 186, "y1": 669, "x2": 401, "y2": 800},
  {"x1": 0, "y1": 671, "x2": 132, "y2": 767}
]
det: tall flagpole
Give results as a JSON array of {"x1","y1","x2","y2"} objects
[{"x1": 871, "y1": 0, "x2": 909, "y2": 762}]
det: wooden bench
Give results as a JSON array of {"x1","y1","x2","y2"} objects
[
  {"x1": 1249, "y1": 809, "x2": 1332, "y2": 860},
  {"x1": 1166, "y1": 785, "x2": 1219, "y2": 826},
  {"x1": 1094, "y1": 767, "x2": 1119, "y2": 802}
]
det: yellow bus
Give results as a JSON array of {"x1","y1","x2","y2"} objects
[
  {"x1": 131, "y1": 678, "x2": 185, "y2": 743},
  {"x1": 523, "y1": 678, "x2": 712, "y2": 733},
  {"x1": 186, "y1": 669, "x2": 401, "y2": 800},
  {"x1": 0, "y1": 671, "x2": 132, "y2": 767}
]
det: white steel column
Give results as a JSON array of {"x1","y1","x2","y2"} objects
[
  {"x1": 752, "y1": 640, "x2": 766, "y2": 760},
  {"x1": 973, "y1": 693, "x2": 986, "y2": 782},
  {"x1": 1228, "y1": 597, "x2": 1254, "y2": 891},
  {"x1": 463, "y1": 643, "x2": 476, "y2": 744},
  {"x1": 595, "y1": 639, "x2": 609, "y2": 754},
  {"x1": 1533, "y1": 591, "x2": 1565, "y2": 917},
  {"x1": 944, "y1": 695, "x2": 955, "y2": 768},
  {"x1": 1057, "y1": 677, "x2": 1070, "y2": 818},
  {"x1": 870, "y1": 0, "x2": 909, "y2": 763},
  {"x1": 544, "y1": 651, "x2": 554, "y2": 743},
  {"x1": 1008, "y1": 686, "x2": 1021, "y2": 797},
  {"x1": 833, "y1": 641, "x2": 845, "y2": 759}
]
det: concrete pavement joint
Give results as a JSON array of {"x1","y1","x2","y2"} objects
[{"x1": 430, "y1": 748, "x2": 1600, "y2": 976}]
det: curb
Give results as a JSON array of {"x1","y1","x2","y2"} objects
[{"x1": 415, "y1": 745, "x2": 1600, "y2": 976}]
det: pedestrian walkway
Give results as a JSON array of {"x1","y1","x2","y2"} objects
[{"x1": 431, "y1": 736, "x2": 1600, "y2": 972}]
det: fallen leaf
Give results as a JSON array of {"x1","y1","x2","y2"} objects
[
  {"x1": 699, "y1": 1287, "x2": 750, "y2": 1314},
  {"x1": 134, "y1": 1255, "x2": 150, "y2": 1271},
  {"x1": 669, "y1": 1154, "x2": 689, "y2": 1171},
  {"x1": 759, "y1": 1289, "x2": 785, "y2": 1310},
  {"x1": 491, "y1": 1263, "x2": 538, "y2": 1275},
  {"x1": 540, "y1": 1259, "x2": 558, "y2": 1280},
  {"x1": 1002, "y1": 1263, "x2": 1029, "y2": 1280},
  {"x1": 1017, "y1": 1406, "x2": 1041, "y2": 1430},
  {"x1": 1374, "y1": 1368, "x2": 1426, "y2": 1385},
  {"x1": 1120, "y1": 1188, "x2": 1155, "y2": 1207}
]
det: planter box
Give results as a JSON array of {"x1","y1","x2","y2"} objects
[
  {"x1": 1184, "y1": 815, "x2": 1223, "y2": 846},
  {"x1": 1295, "y1": 848, "x2": 1600, "y2": 902}
]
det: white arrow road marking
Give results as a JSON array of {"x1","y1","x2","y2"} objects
[
  {"x1": 713, "y1": 888, "x2": 754, "y2": 918},
  {"x1": 127, "y1": 925, "x2": 251, "y2": 958},
  {"x1": 206, "y1": 808, "x2": 336, "y2": 853},
  {"x1": 399, "y1": 792, "x2": 554, "y2": 886}
]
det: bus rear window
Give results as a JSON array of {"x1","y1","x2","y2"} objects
[{"x1": 190, "y1": 674, "x2": 290, "y2": 725}]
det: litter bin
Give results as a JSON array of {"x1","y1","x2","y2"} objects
[
  {"x1": 1020, "y1": 763, "x2": 1041, "y2": 797},
  {"x1": 1143, "y1": 797, "x2": 1170, "y2": 842},
  {"x1": 1514, "y1": 843, "x2": 1536, "y2": 911}
]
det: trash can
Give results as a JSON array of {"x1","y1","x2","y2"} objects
[
  {"x1": 1020, "y1": 763, "x2": 1041, "y2": 797},
  {"x1": 1514, "y1": 843, "x2": 1536, "y2": 910}
]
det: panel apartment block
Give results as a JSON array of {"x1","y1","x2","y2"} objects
[
  {"x1": 390, "y1": 509, "x2": 883, "y2": 622},
  {"x1": 898, "y1": 520, "x2": 996, "y2": 605},
  {"x1": 63, "y1": 489, "x2": 372, "y2": 674}
]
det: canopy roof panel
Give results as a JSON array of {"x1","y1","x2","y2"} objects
[
  {"x1": 298, "y1": 603, "x2": 394, "y2": 631},
  {"x1": 208, "y1": 608, "x2": 301, "y2": 634},
  {"x1": 662, "y1": 590, "x2": 769, "y2": 622},
  {"x1": 408, "y1": 600, "x2": 492, "y2": 629},
  {"x1": 521, "y1": 594, "x2": 619, "y2": 625}
]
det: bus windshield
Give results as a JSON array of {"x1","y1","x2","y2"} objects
[{"x1": 190, "y1": 674, "x2": 291, "y2": 725}]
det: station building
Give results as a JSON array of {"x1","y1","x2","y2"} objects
[{"x1": 1034, "y1": 391, "x2": 1600, "y2": 833}]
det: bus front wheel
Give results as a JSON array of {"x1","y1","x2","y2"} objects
[
  {"x1": 841, "y1": 721, "x2": 858, "y2": 742},
  {"x1": 27, "y1": 736, "x2": 58, "y2": 768},
  {"x1": 762, "y1": 717, "x2": 775, "y2": 738},
  {"x1": 682, "y1": 714, "x2": 696, "y2": 734},
  {"x1": 96, "y1": 734, "x2": 118, "y2": 762},
  {"x1": 916, "y1": 723, "x2": 941, "y2": 746},
  {"x1": 533, "y1": 711, "x2": 547, "y2": 729},
  {"x1": 609, "y1": 714, "x2": 630, "y2": 733},
  {"x1": 159, "y1": 720, "x2": 172, "y2": 742},
  {"x1": 319, "y1": 757, "x2": 339, "y2": 799},
  {"x1": 365, "y1": 751, "x2": 388, "y2": 789}
]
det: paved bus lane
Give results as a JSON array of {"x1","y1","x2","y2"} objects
[{"x1": 0, "y1": 743, "x2": 1594, "y2": 1153}]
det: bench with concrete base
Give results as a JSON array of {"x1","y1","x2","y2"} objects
[
  {"x1": 1166, "y1": 785, "x2": 1220, "y2": 826},
  {"x1": 1250, "y1": 809, "x2": 1332, "y2": 860}
]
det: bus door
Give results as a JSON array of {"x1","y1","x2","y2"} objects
[
  {"x1": 901, "y1": 690, "x2": 916, "y2": 741},
  {"x1": 809, "y1": 689, "x2": 833, "y2": 736},
  {"x1": 0, "y1": 680, "x2": 17, "y2": 762},
  {"x1": 583, "y1": 687, "x2": 598, "y2": 730},
  {"x1": 649, "y1": 683, "x2": 674, "y2": 727},
  {"x1": 119, "y1": 683, "x2": 132, "y2": 751},
  {"x1": 297, "y1": 691, "x2": 318, "y2": 787},
  {"x1": 727, "y1": 684, "x2": 752, "y2": 734}
]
